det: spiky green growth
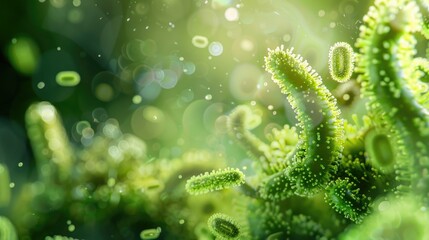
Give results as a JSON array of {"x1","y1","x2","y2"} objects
[
  {"x1": 340, "y1": 195, "x2": 429, "y2": 240},
  {"x1": 356, "y1": 0, "x2": 429, "y2": 202},
  {"x1": 0, "y1": 164, "x2": 11, "y2": 207},
  {"x1": 326, "y1": 179, "x2": 369, "y2": 223},
  {"x1": 417, "y1": 0, "x2": 429, "y2": 39},
  {"x1": 185, "y1": 168, "x2": 245, "y2": 195},
  {"x1": 329, "y1": 42, "x2": 355, "y2": 83},
  {"x1": 0, "y1": 216, "x2": 18, "y2": 240},
  {"x1": 208, "y1": 213, "x2": 241, "y2": 239},
  {"x1": 227, "y1": 105, "x2": 273, "y2": 173},
  {"x1": 261, "y1": 46, "x2": 344, "y2": 199},
  {"x1": 25, "y1": 102, "x2": 75, "y2": 183},
  {"x1": 245, "y1": 199, "x2": 333, "y2": 239},
  {"x1": 264, "y1": 125, "x2": 299, "y2": 172}
]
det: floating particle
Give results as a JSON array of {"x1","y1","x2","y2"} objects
[
  {"x1": 72, "y1": 0, "x2": 81, "y2": 7},
  {"x1": 55, "y1": 71, "x2": 81, "y2": 87},
  {"x1": 133, "y1": 95, "x2": 142, "y2": 104},
  {"x1": 225, "y1": 7, "x2": 239, "y2": 21},
  {"x1": 192, "y1": 35, "x2": 209, "y2": 48},
  {"x1": 140, "y1": 227, "x2": 161, "y2": 240},
  {"x1": 208, "y1": 42, "x2": 223, "y2": 56},
  {"x1": 37, "y1": 82, "x2": 45, "y2": 89},
  {"x1": 183, "y1": 62, "x2": 196, "y2": 75}
]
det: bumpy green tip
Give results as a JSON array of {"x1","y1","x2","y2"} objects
[{"x1": 261, "y1": 46, "x2": 344, "y2": 199}]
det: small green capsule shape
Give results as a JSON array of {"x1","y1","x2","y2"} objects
[
  {"x1": 365, "y1": 128, "x2": 396, "y2": 171},
  {"x1": 0, "y1": 164, "x2": 11, "y2": 207},
  {"x1": 140, "y1": 227, "x2": 161, "y2": 240},
  {"x1": 185, "y1": 168, "x2": 245, "y2": 195},
  {"x1": 0, "y1": 216, "x2": 18, "y2": 240},
  {"x1": 208, "y1": 213, "x2": 240, "y2": 239},
  {"x1": 55, "y1": 71, "x2": 80, "y2": 87},
  {"x1": 329, "y1": 42, "x2": 355, "y2": 83}
]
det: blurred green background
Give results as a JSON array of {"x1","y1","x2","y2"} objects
[{"x1": 0, "y1": 0, "x2": 373, "y2": 239}]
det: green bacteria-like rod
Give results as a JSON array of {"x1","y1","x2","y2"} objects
[
  {"x1": 356, "y1": 0, "x2": 429, "y2": 201},
  {"x1": 328, "y1": 42, "x2": 355, "y2": 83},
  {"x1": 208, "y1": 213, "x2": 241, "y2": 240},
  {"x1": 261, "y1": 46, "x2": 344, "y2": 199},
  {"x1": 25, "y1": 102, "x2": 75, "y2": 183},
  {"x1": 185, "y1": 168, "x2": 245, "y2": 195}
]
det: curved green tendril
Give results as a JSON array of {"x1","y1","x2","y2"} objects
[
  {"x1": 261, "y1": 46, "x2": 344, "y2": 199},
  {"x1": 356, "y1": 0, "x2": 429, "y2": 202},
  {"x1": 227, "y1": 105, "x2": 273, "y2": 174}
]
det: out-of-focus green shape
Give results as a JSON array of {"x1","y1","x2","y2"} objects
[
  {"x1": 6, "y1": 37, "x2": 39, "y2": 75},
  {"x1": 340, "y1": 195, "x2": 429, "y2": 240},
  {"x1": 55, "y1": 71, "x2": 81, "y2": 87},
  {"x1": 0, "y1": 216, "x2": 18, "y2": 240},
  {"x1": 44, "y1": 235, "x2": 76, "y2": 240},
  {"x1": 140, "y1": 227, "x2": 161, "y2": 240},
  {"x1": 25, "y1": 102, "x2": 75, "y2": 183},
  {"x1": 0, "y1": 164, "x2": 10, "y2": 207}
]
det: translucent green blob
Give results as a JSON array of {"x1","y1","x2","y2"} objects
[
  {"x1": 6, "y1": 37, "x2": 39, "y2": 75},
  {"x1": 55, "y1": 71, "x2": 81, "y2": 87},
  {"x1": 140, "y1": 227, "x2": 161, "y2": 240},
  {"x1": 0, "y1": 164, "x2": 11, "y2": 207},
  {"x1": 365, "y1": 129, "x2": 395, "y2": 171}
]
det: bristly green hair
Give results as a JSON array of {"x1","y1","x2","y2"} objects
[
  {"x1": 355, "y1": 0, "x2": 429, "y2": 203},
  {"x1": 328, "y1": 42, "x2": 355, "y2": 83},
  {"x1": 261, "y1": 46, "x2": 344, "y2": 199},
  {"x1": 185, "y1": 168, "x2": 245, "y2": 195}
]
